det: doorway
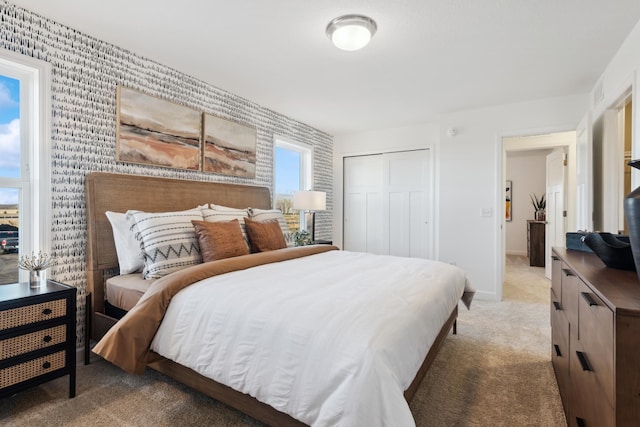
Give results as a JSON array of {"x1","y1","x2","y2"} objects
[{"x1": 502, "y1": 131, "x2": 576, "y2": 295}]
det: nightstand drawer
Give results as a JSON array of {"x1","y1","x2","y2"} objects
[
  {"x1": 0, "y1": 299, "x2": 67, "y2": 330},
  {"x1": 1, "y1": 324, "x2": 67, "y2": 359},
  {"x1": 0, "y1": 350, "x2": 66, "y2": 388}
]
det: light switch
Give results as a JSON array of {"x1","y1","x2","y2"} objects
[{"x1": 480, "y1": 207, "x2": 493, "y2": 217}]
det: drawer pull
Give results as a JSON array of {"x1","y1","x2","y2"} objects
[
  {"x1": 552, "y1": 301, "x2": 561, "y2": 310},
  {"x1": 43, "y1": 335, "x2": 52, "y2": 343},
  {"x1": 42, "y1": 308, "x2": 53, "y2": 315},
  {"x1": 581, "y1": 292, "x2": 598, "y2": 307},
  {"x1": 562, "y1": 268, "x2": 575, "y2": 277},
  {"x1": 576, "y1": 417, "x2": 586, "y2": 427},
  {"x1": 576, "y1": 351, "x2": 592, "y2": 371},
  {"x1": 554, "y1": 344, "x2": 562, "y2": 357},
  {"x1": 42, "y1": 361, "x2": 51, "y2": 369}
]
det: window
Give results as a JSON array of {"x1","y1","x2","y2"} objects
[
  {"x1": 274, "y1": 137, "x2": 312, "y2": 232},
  {"x1": 0, "y1": 50, "x2": 51, "y2": 284}
]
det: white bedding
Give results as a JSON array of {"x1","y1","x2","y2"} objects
[{"x1": 150, "y1": 250, "x2": 470, "y2": 427}]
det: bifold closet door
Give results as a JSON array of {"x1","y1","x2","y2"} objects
[{"x1": 344, "y1": 149, "x2": 432, "y2": 258}]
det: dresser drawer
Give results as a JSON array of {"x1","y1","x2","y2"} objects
[
  {"x1": 1, "y1": 324, "x2": 67, "y2": 360},
  {"x1": 0, "y1": 299, "x2": 67, "y2": 330},
  {"x1": 0, "y1": 350, "x2": 66, "y2": 388},
  {"x1": 577, "y1": 282, "x2": 614, "y2": 408}
]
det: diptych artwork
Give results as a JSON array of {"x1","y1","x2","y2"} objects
[
  {"x1": 202, "y1": 113, "x2": 257, "y2": 178},
  {"x1": 116, "y1": 87, "x2": 201, "y2": 170}
]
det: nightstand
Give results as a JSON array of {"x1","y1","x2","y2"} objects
[
  {"x1": 311, "y1": 240, "x2": 333, "y2": 245},
  {"x1": 0, "y1": 280, "x2": 77, "y2": 398}
]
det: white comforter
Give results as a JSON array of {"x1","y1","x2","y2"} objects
[{"x1": 150, "y1": 250, "x2": 469, "y2": 426}]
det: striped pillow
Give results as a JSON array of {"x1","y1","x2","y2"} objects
[
  {"x1": 248, "y1": 208, "x2": 294, "y2": 247},
  {"x1": 126, "y1": 209, "x2": 204, "y2": 279},
  {"x1": 201, "y1": 207, "x2": 250, "y2": 250}
]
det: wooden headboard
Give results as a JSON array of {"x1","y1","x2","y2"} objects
[{"x1": 85, "y1": 172, "x2": 271, "y2": 317}]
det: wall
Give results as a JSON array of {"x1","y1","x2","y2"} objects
[
  {"x1": 335, "y1": 94, "x2": 588, "y2": 300},
  {"x1": 505, "y1": 150, "x2": 548, "y2": 256},
  {"x1": 0, "y1": 1, "x2": 333, "y2": 348}
]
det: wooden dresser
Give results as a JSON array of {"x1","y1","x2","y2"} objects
[
  {"x1": 550, "y1": 247, "x2": 640, "y2": 426},
  {"x1": 0, "y1": 280, "x2": 76, "y2": 398}
]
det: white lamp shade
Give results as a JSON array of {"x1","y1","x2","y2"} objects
[{"x1": 293, "y1": 191, "x2": 326, "y2": 211}]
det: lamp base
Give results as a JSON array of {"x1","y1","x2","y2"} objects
[{"x1": 305, "y1": 211, "x2": 316, "y2": 242}]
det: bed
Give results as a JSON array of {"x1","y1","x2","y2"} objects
[{"x1": 85, "y1": 172, "x2": 473, "y2": 427}]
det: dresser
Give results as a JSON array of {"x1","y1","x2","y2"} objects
[
  {"x1": 0, "y1": 280, "x2": 76, "y2": 398},
  {"x1": 550, "y1": 247, "x2": 640, "y2": 426},
  {"x1": 527, "y1": 220, "x2": 546, "y2": 267}
]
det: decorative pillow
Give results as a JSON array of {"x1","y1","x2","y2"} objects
[
  {"x1": 126, "y1": 209, "x2": 204, "y2": 279},
  {"x1": 192, "y1": 219, "x2": 249, "y2": 262},
  {"x1": 248, "y1": 208, "x2": 294, "y2": 247},
  {"x1": 105, "y1": 211, "x2": 144, "y2": 274},
  {"x1": 210, "y1": 203, "x2": 246, "y2": 211},
  {"x1": 244, "y1": 217, "x2": 287, "y2": 252},
  {"x1": 201, "y1": 208, "x2": 250, "y2": 250}
]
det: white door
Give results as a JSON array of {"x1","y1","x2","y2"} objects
[
  {"x1": 383, "y1": 150, "x2": 431, "y2": 258},
  {"x1": 343, "y1": 155, "x2": 384, "y2": 254},
  {"x1": 546, "y1": 149, "x2": 566, "y2": 278},
  {"x1": 344, "y1": 150, "x2": 432, "y2": 258},
  {"x1": 575, "y1": 113, "x2": 593, "y2": 231}
]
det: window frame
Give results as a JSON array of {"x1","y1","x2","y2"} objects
[
  {"x1": 0, "y1": 48, "x2": 52, "y2": 282},
  {"x1": 273, "y1": 136, "x2": 313, "y2": 229}
]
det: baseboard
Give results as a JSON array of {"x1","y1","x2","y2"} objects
[
  {"x1": 472, "y1": 290, "x2": 500, "y2": 301},
  {"x1": 505, "y1": 250, "x2": 527, "y2": 257}
]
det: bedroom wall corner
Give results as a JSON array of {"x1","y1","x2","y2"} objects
[{"x1": 0, "y1": 0, "x2": 333, "y2": 350}]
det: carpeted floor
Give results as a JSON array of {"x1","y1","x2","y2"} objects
[{"x1": 1, "y1": 255, "x2": 566, "y2": 426}]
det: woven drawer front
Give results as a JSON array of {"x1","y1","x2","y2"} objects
[
  {"x1": 1, "y1": 325, "x2": 67, "y2": 360},
  {"x1": 0, "y1": 350, "x2": 66, "y2": 388},
  {"x1": 0, "y1": 299, "x2": 66, "y2": 330}
]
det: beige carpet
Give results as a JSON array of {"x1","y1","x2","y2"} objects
[{"x1": 1, "y1": 256, "x2": 566, "y2": 426}]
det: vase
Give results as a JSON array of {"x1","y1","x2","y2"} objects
[
  {"x1": 535, "y1": 210, "x2": 546, "y2": 221},
  {"x1": 623, "y1": 159, "x2": 640, "y2": 278},
  {"x1": 29, "y1": 269, "x2": 47, "y2": 289}
]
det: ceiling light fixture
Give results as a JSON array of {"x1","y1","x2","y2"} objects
[{"x1": 326, "y1": 14, "x2": 377, "y2": 51}]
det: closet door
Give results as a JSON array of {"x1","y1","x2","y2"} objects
[
  {"x1": 343, "y1": 149, "x2": 432, "y2": 258},
  {"x1": 384, "y1": 150, "x2": 431, "y2": 258},
  {"x1": 343, "y1": 155, "x2": 384, "y2": 254}
]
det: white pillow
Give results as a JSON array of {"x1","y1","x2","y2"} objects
[
  {"x1": 105, "y1": 211, "x2": 144, "y2": 274},
  {"x1": 126, "y1": 208, "x2": 204, "y2": 279},
  {"x1": 201, "y1": 208, "x2": 250, "y2": 250},
  {"x1": 248, "y1": 208, "x2": 295, "y2": 247},
  {"x1": 210, "y1": 203, "x2": 245, "y2": 211}
]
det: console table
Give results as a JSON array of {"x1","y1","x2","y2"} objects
[{"x1": 527, "y1": 220, "x2": 545, "y2": 267}]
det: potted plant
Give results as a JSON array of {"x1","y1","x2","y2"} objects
[{"x1": 530, "y1": 193, "x2": 546, "y2": 221}]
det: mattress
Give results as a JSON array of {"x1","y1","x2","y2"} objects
[
  {"x1": 105, "y1": 274, "x2": 155, "y2": 311},
  {"x1": 150, "y1": 250, "x2": 470, "y2": 426}
]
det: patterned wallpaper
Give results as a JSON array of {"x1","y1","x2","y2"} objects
[{"x1": 0, "y1": 1, "x2": 334, "y2": 347}]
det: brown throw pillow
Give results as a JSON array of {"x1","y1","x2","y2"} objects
[
  {"x1": 244, "y1": 217, "x2": 287, "y2": 252},
  {"x1": 192, "y1": 219, "x2": 249, "y2": 262}
]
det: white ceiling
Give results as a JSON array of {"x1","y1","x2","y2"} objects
[{"x1": 10, "y1": 0, "x2": 640, "y2": 135}]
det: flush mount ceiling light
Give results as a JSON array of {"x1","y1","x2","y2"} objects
[{"x1": 326, "y1": 14, "x2": 377, "y2": 51}]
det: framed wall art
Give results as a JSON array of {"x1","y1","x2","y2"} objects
[
  {"x1": 116, "y1": 86, "x2": 201, "y2": 170},
  {"x1": 202, "y1": 113, "x2": 257, "y2": 178},
  {"x1": 505, "y1": 180, "x2": 512, "y2": 221}
]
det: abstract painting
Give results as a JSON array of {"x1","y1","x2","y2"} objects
[
  {"x1": 116, "y1": 86, "x2": 201, "y2": 170},
  {"x1": 202, "y1": 113, "x2": 257, "y2": 178},
  {"x1": 505, "y1": 180, "x2": 512, "y2": 221}
]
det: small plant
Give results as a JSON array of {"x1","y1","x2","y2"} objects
[
  {"x1": 292, "y1": 229, "x2": 312, "y2": 246},
  {"x1": 530, "y1": 193, "x2": 546, "y2": 212},
  {"x1": 17, "y1": 251, "x2": 57, "y2": 272}
]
